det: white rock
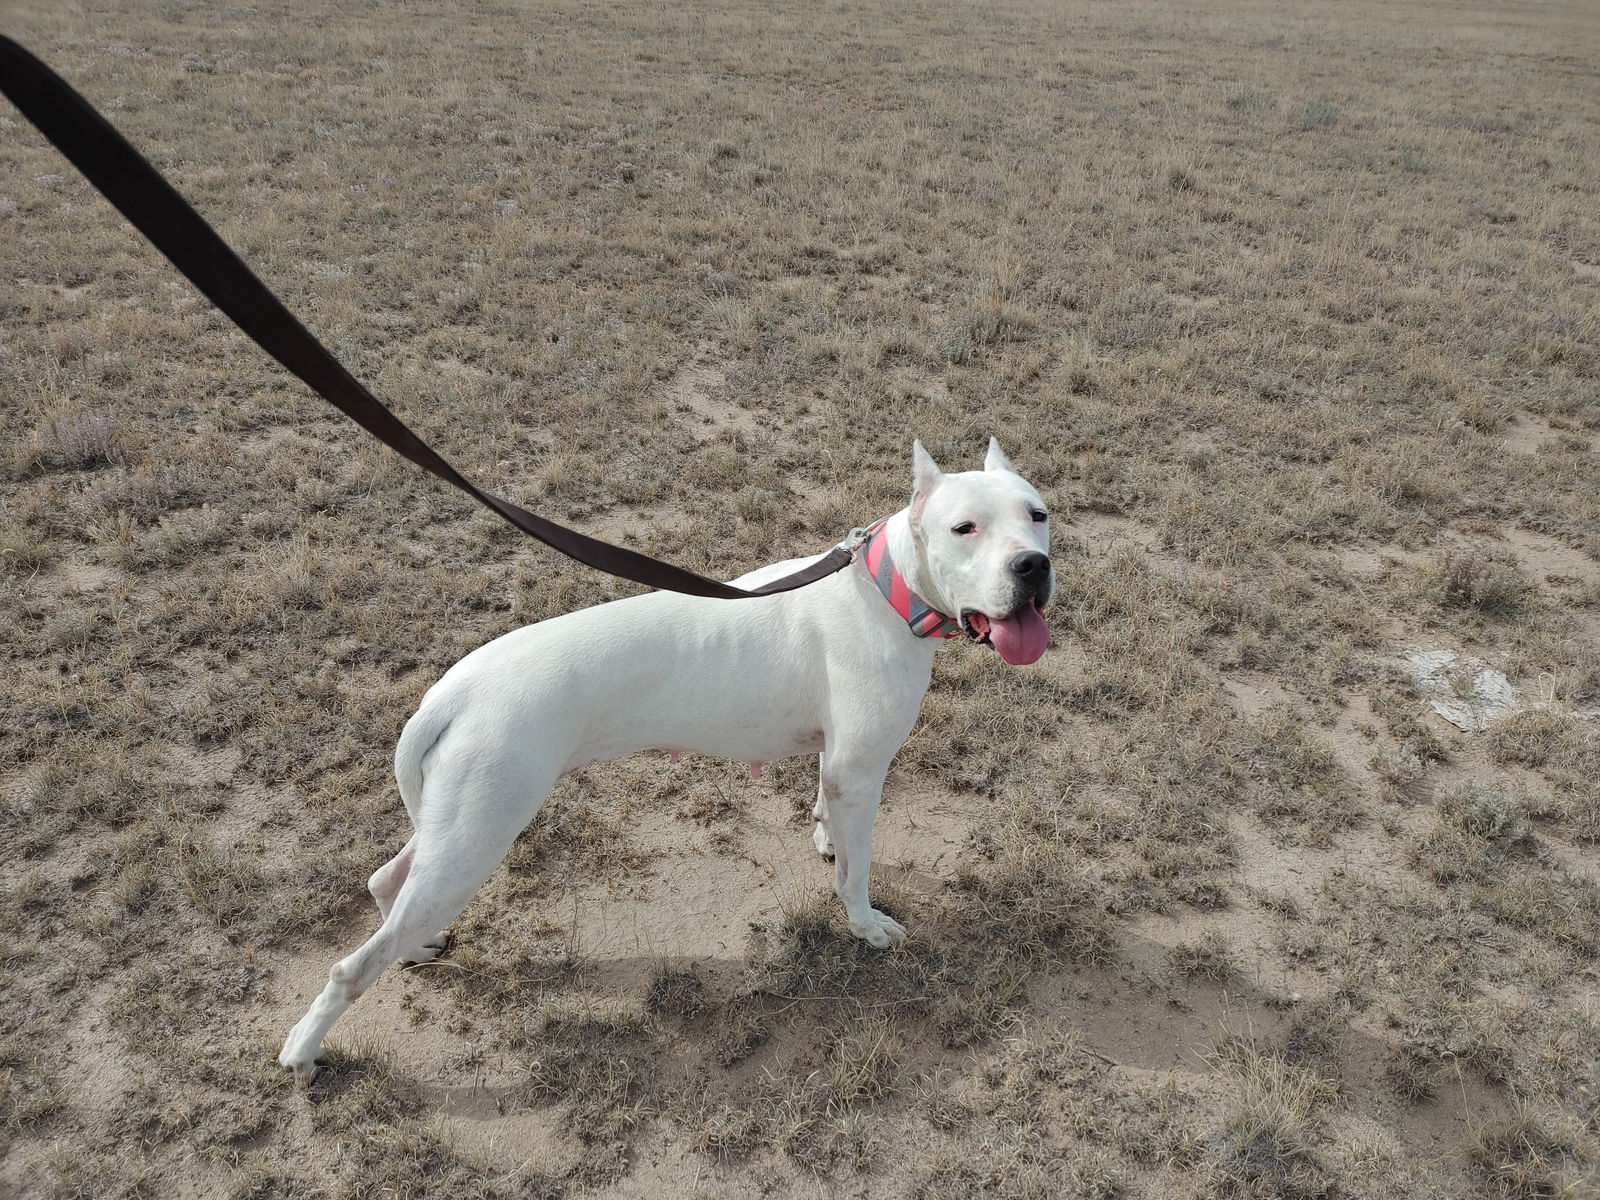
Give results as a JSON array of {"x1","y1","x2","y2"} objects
[{"x1": 1402, "y1": 648, "x2": 1523, "y2": 733}]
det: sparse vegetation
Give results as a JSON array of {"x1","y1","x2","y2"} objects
[
  {"x1": 3, "y1": 0, "x2": 1599, "y2": 1194},
  {"x1": 1206, "y1": 1029, "x2": 1341, "y2": 1197},
  {"x1": 1170, "y1": 929, "x2": 1238, "y2": 982}
]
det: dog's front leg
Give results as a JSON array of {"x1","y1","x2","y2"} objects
[{"x1": 820, "y1": 750, "x2": 905, "y2": 948}]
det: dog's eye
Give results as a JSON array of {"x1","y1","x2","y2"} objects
[
  {"x1": 952, "y1": 521, "x2": 976, "y2": 536},
  {"x1": 1030, "y1": 509, "x2": 1048, "y2": 523}
]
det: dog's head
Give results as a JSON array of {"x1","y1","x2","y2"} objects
[{"x1": 910, "y1": 438, "x2": 1052, "y2": 665}]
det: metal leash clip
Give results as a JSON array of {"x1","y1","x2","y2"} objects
[{"x1": 836, "y1": 521, "x2": 881, "y2": 559}]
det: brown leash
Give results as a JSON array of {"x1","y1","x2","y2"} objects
[{"x1": 0, "y1": 35, "x2": 855, "y2": 600}]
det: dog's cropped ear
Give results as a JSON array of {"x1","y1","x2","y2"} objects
[
  {"x1": 984, "y1": 437, "x2": 1017, "y2": 475},
  {"x1": 911, "y1": 440, "x2": 944, "y2": 524}
]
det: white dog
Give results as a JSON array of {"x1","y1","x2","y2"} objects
[{"x1": 279, "y1": 439, "x2": 1052, "y2": 1083}]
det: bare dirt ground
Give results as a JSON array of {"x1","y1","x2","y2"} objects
[{"x1": 3, "y1": 0, "x2": 1598, "y2": 1196}]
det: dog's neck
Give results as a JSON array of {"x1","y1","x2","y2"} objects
[{"x1": 859, "y1": 511, "x2": 962, "y2": 640}]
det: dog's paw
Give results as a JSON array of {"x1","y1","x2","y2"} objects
[
  {"x1": 400, "y1": 932, "x2": 453, "y2": 968},
  {"x1": 278, "y1": 1030, "x2": 324, "y2": 1087},
  {"x1": 812, "y1": 822, "x2": 835, "y2": 860},
  {"x1": 282, "y1": 1054, "x2": 324, "y2": 1087},
  {"x1": 849, "y1": 909, "x2": 907, "y2": 949}
]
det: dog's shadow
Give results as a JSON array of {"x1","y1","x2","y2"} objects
[{"x1": 383, "y1": 901, "x2": 1501, "y2": 1172}]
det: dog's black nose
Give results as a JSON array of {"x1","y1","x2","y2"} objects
[{"x1": 1010, "y1": 551, "x2": 1051, "y2": 583}]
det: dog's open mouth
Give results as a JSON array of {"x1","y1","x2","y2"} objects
[{"x1": 961, "y1": 601, "x2": 1050, "y2": 666}]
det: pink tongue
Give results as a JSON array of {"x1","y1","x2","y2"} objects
[{"x1": 988, "y1": 606, "x2": 1050, "y2": 665}]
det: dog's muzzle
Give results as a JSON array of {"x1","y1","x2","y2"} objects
[{"x1": 955, "y1": 552, "x2": 1053, "y2": 666}]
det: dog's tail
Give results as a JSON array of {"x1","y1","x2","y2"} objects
[{"x1": 394, "y1": 694, "x2": 454, "y2": 823}]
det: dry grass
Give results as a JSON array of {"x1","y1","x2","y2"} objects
[{"x1": 3, "y1": 0, "x2": 1600, "y2": 1195}]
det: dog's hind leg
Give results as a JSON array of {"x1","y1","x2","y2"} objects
[
  {"x1": 367, "y1": 836, "x2": 415, "y2": 918},
  {"x1": 366, "y1": 836, "x2": 451, "y2": 964},
  {"x1": 819, "y1": 747, "x2": 905, "y2": 949},
  {"x1": 280, "y1": 763, "x2": 555, "y2": 1085},
  {"x1": 280, "y1": 833, "x2": 518, "y2": 1084}
]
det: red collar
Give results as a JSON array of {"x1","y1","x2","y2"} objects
[{"x1": 857, "y1": 520, "x2": 962, "y2": 639}]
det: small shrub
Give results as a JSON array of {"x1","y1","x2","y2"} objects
[
  {"x1": 1427, "y1": 551, "x2": 1533, "y2": 615},
  {"x1": 1439, "y1": 783, "x2": 1524, "y2": 839},
  {"x1": 40, "y1": 412, "x2": 124, "y2": 469}
]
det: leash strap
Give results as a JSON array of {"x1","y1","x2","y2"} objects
[{"x1": 0, "y1": 35, "x2": 853, "y2": 600}]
